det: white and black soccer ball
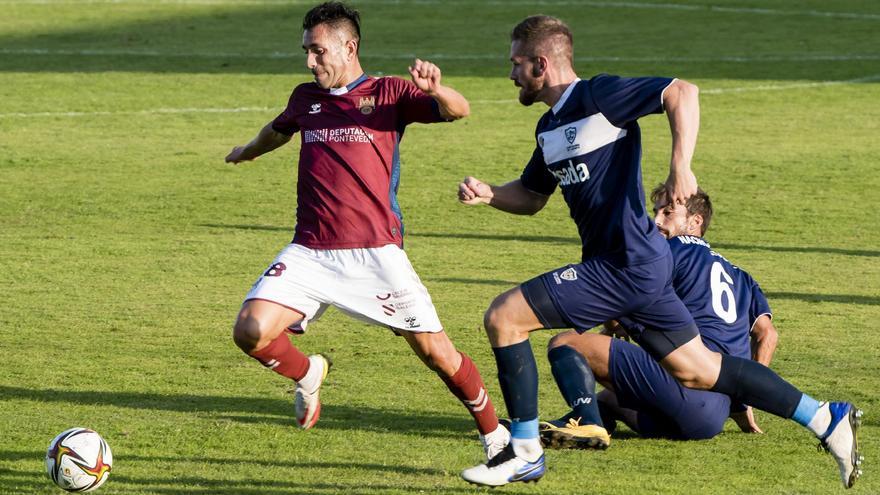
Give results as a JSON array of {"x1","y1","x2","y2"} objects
[{"x1": 46, "y1": 428, "x2": 113, "y2": 492}]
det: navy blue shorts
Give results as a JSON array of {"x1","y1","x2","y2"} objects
[
  {"x1": 521, "y1": 252, "x2": 697, "y2": 358},
  {"x1": 609, "y1": 338, "x2": 730, "y2": 440}
]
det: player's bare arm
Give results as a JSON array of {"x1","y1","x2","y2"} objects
[
  {"x1": 750, "y1": 315, "x2": 778, "y2": 367},
  {"x1": 731, "y1": 316, "x2": 778, "y2": 434},
  {"x1": 458, "y1": 176, "x2": 548, "y2": 215},
  {"x1": 661, "y1": 79, "x2": 700, "y2": 204},
  {"x1": 408, "y1": 58, "x2": 470, "y2": 120},
  {"x1": 225, "y1": 122, "x2": 292, "y2": 164}
]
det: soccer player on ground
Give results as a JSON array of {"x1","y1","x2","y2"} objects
[
  {"x1": 540, "y1": 186, "x2": 777, "y2": 446},
  {"x1": 224, "y1": 2, "x2": 508, "y2": 458},
  {"x1": 457, "y1": 14, "x2": 862, "y2": 488}
]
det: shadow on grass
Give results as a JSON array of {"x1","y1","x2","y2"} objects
[
  {"x1": 201, "y1": 226, "x2": 880, "y2": 260},
  {"x1": 0, "y1": 386, "x2": 472, "y2": 438},
  {"x1": 0, "y1": 464, "x2": 525, "y2": 495},
  {"x1": 764, "y1": 291, "x2": 880, "y2": 306},
  {"x1": 712, "y1": 242, "x2": 880, "y2": 258}
]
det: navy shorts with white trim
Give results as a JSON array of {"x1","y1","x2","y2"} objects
[
  {"x1": 520, "y1": 251, "x2": 696, "y2": 357},
  {"x1": 609, "y1": 338, "x2": 730, "y2": 440}
]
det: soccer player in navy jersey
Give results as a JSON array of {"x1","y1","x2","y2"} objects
[
  {"x1": 540, "y1": 186, "x2": 777, "y2": 446},
  {"x1": 458, "y1": 15, "x2": 861, "y2": 488},
  {"x1": 224, "y1": 2, "x2": 509, "y2": 459}
]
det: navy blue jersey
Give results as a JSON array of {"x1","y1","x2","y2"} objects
[
  {"x1": 520, "y1": 74, "x2": 673, "y2": 264},
  {"x1": 669, "y1": 235, "x2": 772, "y2": 358}
]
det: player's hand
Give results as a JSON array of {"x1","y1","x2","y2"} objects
[
  {"x1": 225, "y1": 146, "x2": 252, "y2": 164},
  {"x1": 409, "y1": 58, "x2": 442, "y2": 95},
  {"x1": 731, "y1": 407, "x2": 764, "y2": 434},
  {"x1": 664, "y1": 169, "x2": 697, "y2": 205},
  {"x1": 459, "y1": 176, "x2": 493, "y2": 205},
  {"x1": 600, "y1": 320, "x2": 631, "y2": 341}
]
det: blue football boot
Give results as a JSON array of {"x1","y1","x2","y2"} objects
[{"x1": 818, "y1": 402, "x2": 863, "y2": 488}]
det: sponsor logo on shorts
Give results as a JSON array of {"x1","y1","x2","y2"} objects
[
  {"x1": 264, "y1": 262, "x2": 286, "y2": 277},
  {"x1": 404, "y1": 316, "x2": 421, "y2": 329}
]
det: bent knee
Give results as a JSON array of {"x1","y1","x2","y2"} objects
[
  {"x1": 668, "y1": 369, "x2": 715, "y2": 390},
  {"x1": 232, "y1": 315, "x2": 272, "y2": 352},
  {"x1": 547, "y1": 331, "x2": 579, "y2": 351}
]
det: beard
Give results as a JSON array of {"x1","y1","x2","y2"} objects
[{"x1": 516, "y1": 79, "x2": 542, "y2": 106}]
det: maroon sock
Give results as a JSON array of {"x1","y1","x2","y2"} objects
[
  {"x1": 442, "y1": 352, "x2": 499, "y2": 435},
  {"x1": 248, "y1": 334, "x2": 310, "y2": 381}
]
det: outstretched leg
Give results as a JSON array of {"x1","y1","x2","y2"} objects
[
  {"x1": 401, "y1": 330, "x2": 507, "y2": 459},
  {"x1": 658, "y1": 335, "x2": 863, "y2": 488}
]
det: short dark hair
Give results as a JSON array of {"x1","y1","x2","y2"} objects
[
  {"x1": 303, "y1": 2, "x2": 361, "y2": 42},
  {"x1": 650, "y1": 183, "x2": 713, "y2": 235},
  {"x1": 510, "y1": 15, "x2": 573, "y2": 64}
]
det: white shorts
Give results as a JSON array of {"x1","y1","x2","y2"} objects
[{"x1": 244, "y1": 243, "x2": 443, "y2": 333}]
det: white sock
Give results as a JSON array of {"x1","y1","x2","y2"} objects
[
  {"x1": 808, "y1": 402, "x2": 832, "y2": 437},
  {"x1": 297, "y1": 355, "x2": 324, "y2": 393},
  {"x1": 511, "y1": 437, "x2": 543, "y2": 462}
]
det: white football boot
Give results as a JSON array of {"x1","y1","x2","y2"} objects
[
  {"x1": 818, "y1": 402, "x2": 863, "y2": 488},
  {"x1": 461, "y1": 443, "x2": 545, "y2": 486},
  {"x1": 479, "y1": 423, "x2": 510, "y2": 461},
  {"x1": 294, "y1": 354, "x2": 331, "y2": 429}
]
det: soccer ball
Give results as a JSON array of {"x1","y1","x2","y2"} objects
[{"x1": 46, "y1": 428, "x2": 113, "y2": 492}]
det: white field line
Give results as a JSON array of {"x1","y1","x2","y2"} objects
[
  {"x1": 2, "y1": 47, "x2": 879, "y2": 64},
  {"x1": 0, "y1": 0, "x2": 878, "y2": 21},
  {"x1": 2, "y1": 75, "x2": 879, "y2": 119}
]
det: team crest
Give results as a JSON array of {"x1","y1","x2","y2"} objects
[
  {"x1": 565, "y1": 126, "x2": 577, "y2": 144},
  {"x1": 358, "y1": 96, "x2": 376, "y2": 115},
  {"x1": 309, "y1": 103, "x2": 321, "y2": 114},
  {"x1": 560, "y1": 267, "x2": 578, "y2": 281}
]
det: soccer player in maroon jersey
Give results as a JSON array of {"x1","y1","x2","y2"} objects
[{"x1": 224, "y1": 2, "x2": 508, "y2": 458}]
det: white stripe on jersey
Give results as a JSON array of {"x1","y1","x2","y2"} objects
[{"x1": 538, "y1": 113, "x2": 628, "y2": 165}]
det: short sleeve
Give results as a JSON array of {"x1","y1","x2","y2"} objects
[
  {"x1": 589, "y1": 74, "x2": 675, "y2": 127},
  {"x1": 748, "y1": 280, "x2": 772, "y2": 329},
  {"x1": 271, "y1": 88, "x2": 300, "y2": 136},
  {"x1": 520, "y1": 146, "x2": 557, "y2": 195},
  {"x1": 392, "y1": 78, "x2": 446, "y2": 125}
]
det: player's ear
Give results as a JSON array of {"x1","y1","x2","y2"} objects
[
  {"x1": 346, "y1": 38, "x2": 359, "y2": 61},
  {"x1": 531, "y1": 57, "x2": 547, "y2": 77},
  {"x1": 689, "y1": 213, "x2": 704, "y2": 235}
]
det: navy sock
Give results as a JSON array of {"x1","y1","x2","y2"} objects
[
  {"x1": 548, "y1": 345, "x2": 603, "y2": 426},
  {"x1": 492, "y1": 340, "x2": 538, "y2": 424},
  {"x1": 710, "y1": 353, "x2": 802, "y2": 419}
]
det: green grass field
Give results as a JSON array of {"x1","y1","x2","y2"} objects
[{"x1": 1, "y1": 0, "x2": 878, "y2": 493}]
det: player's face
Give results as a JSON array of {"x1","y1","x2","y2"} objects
[
  {"x1": 509, "y1": 41, "x2": 543, "y2": 106},
  {"x1": 653, "y1": 199, "x2": 693, "y2": 238},
  {"x1": 303, "y1": 23, "x2": 354, "y2": 90}
]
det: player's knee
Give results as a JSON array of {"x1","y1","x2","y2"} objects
[
  {"x1": 668, "y1": 368, "x2": 714, "y2": 390},
  {"x1": 232, "y1": 315, "x2": 267, "y2": 352},
  {"x1": 547, "y1": 331, "x2": 577, "y2": 351},
  {"x1": 482, "y1": 303, "x2": 503, "y2": 336}
]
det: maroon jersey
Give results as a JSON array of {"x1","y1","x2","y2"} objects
[{"x1": 272, "y1": 75, "x2": 445, "y2": 249}]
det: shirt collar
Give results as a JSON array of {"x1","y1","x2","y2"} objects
[
  {"x1": 329, "y1": 73, "x2": 369, "y2": 95},
  {"x1": 551, "y1": 78, "x2": 581, "y2": 116}
]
